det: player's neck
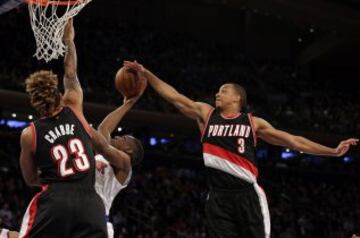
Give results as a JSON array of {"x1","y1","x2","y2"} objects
[
  {"x1": 48, "y1": 105, "x2": 64, "y2": 117},
  {"x1": 220, "y1": 106, "x2": 241, "y2": 117}
]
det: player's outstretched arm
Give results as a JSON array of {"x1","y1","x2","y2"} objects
[
  {"x1": 19, "y1": 127, "x2": 41, "y2": 187},
  {"x1": 62, "y1": 18, "x2": 83, "y2": 112},
  {"x1": 91, "y1": 128, "x2": 131, "y2": 173},
  {"x1": 123, "y1": 61, "x2": 213, "y2": 129},
  {"x1": 98, "y1": 97, "x2": 141, "y2": 142},
  {"x1": 254, "y1": 117, "x2": 359, "y2": 156}
]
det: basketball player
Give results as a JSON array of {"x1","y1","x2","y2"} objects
[
  {"x1": 18, "y1": 19, "x2": 122, "y2": 238},
  {"x1": 124, "y1": 60, "x2": 359, "y2": 238},
  {"x1": 11, "y1": 97, "x2": 143, "y2": 238},
  {"x1": 94, "y1": 95, "x2": 144, "y2": 238}
]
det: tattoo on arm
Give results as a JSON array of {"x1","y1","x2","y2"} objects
[{"x1": 63, "y1": 40, "x2": 80, "y2": 91}]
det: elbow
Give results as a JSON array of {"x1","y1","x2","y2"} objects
[{"x1": 97, "y1": 125, "x2": 109, "y2": 140}]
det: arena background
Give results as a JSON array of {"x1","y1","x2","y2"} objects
[{"x1": 0, "y1": 0, "x2": 360, "y2": 237}]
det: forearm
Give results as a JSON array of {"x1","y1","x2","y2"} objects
[
  {"x1": 98, "y1": 102, "x2": 134, "y2": 142},
  {"x1": 292, "y1": 136, "x2": 336, "y2": 156},
  {"x1": 91, "y1": 129, "x2": 131, "y2": 170},
  {"x1": 63, "y1": 39, "x2": 79, "y2": 88}
]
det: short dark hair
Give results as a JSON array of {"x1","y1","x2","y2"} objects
[
  {"x1": 111, "y1": 135, "x2": 144, "y2": 166},
  {"x1": 230, "y1": 83, "x2": 247, "y2": 109},
  {"x1": 128, "y1": 137, "x2": 144, "y2": 166}
]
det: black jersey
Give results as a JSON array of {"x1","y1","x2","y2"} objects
[
  {"x1": 30, "y1": 107, "x2": 95, "y2": 189},
  {"x1": 201, "y1": 108, "x2": 258, "y2": 189}
]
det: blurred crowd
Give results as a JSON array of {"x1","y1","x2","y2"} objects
[
  {"x1": 1, "y1": 158, "x2": 359, "y2": 238},
  {"x1": 1, "y1": 8, "x2": 359, "y2": 238},
  {"x1": 0, "y1": 9, "x2": 359, "y2": 136}
]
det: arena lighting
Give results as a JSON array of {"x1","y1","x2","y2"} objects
[
  {"x1": 28, "y1": 115, "x2": 33, "y2": 120},
  {"x1": 149, "y1": 137, "x2": 157, "y2": 146},
  {"x1": 285, "y1": 148, "x2": 290, "y2": 152},
  {"x1": 298, "y1": 38, "x2": 303, "y2": 43},
  {"x1": 89, "y1": 124, "x2": 93, "y2": 127},
  {"x1": 6, "y1": 119, "x2": 28, "y2": 128},
  {"x1": 281, "y1": 150, "x2": 297, "y2": 160},
  {"x1": 343, "y1": 156, "x2": 352, "y2": 163},
  {"x1": 309, "y1": 28, "x2": 315, "y2": 33},
  {"x1": 160, "y1": 138, "x2": 170, "y2": 145},
  {"x1": 117, "y1": 127, "x2": 122, "y2": 132},
  {"x1": 11, "y1": 113, "x2": 16, "y2": 118}
]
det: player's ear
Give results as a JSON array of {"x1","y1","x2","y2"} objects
[{"x1": 233, "y1": 94, "x2": 240, "y2": 103}]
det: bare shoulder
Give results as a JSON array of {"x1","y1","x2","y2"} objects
[
  {"x1": 252, "y1": 116, "x2": 273, "y2": 132},
  {"x1": 195, "y1": 102, "x2": 214, "y2": 119},
  {"x1": 21, "y1": 126, "x2": 32, "y2": 142}
]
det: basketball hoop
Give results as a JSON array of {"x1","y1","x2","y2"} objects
[{"x1": 26, "y1": 0, "x2": 91, "y2": 62}]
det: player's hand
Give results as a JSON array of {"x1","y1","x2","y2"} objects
[
  {"x1": 63, "y1": 18, "x2": 75, "y2": 43},
  {"x1": 123, "y1": 60, "x2": 145, "y2": 74},
  {"x1": 123, "y1": 60, "x2": 148, "y2": 98},
  {"x1": 123, "y1": 60, "x2": 146, "y2": 81},
  {"x1": 334, "y1": 138, "x2": 359, "y2": 156},
  {"x1": 351, "y1": 234, "x2": 360, "y2": 238},
  {"x1": 123, "y1": 95, "x2": 140, "y2": 105}
]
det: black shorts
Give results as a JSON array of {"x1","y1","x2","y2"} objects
[
  {"x1": 19, "y1": 184, "x2": 108, "y2": 238},
  {"x1": 205, "y1": 184, "x2": 270, "y2": 238}
]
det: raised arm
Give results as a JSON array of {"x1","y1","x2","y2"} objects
[
  {"x1": 19, "y1": 127, "x2": 41, "y2": 187},
  {"x1": 123, "y1": 61, "x2": 213, "y2": 130},
  {"x1": 62, "y1": 18, "x2": 83, "y2": 112},
  {"x1": 254, "y1": 117, "x2": 359, "y2": 157},
  {"x1": 98, "y1": 97, "x2": 140, "y2": 142},
  {"x1": 91, "y1": 128, "x2": 131, "y2": 173}
]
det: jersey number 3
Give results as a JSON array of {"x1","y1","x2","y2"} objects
[
  {"x1": 51, "y1": 138, "x2": 90, "y2": 177},
  {"x1": 238, "y1": 138, "x2": 245, "y2": 153}
]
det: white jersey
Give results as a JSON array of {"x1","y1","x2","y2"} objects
[
  {"x1": 94, "y1": 154, "x2": 132, "y2": 238},
  {"x1": 0, "y1": 228, "x2": 9, "y2": 238}
]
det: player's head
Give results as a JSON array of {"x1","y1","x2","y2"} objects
[
  {"x1": 215, "y1": 83, "x2": 247, "y2": 111},
  {"x1": 25, "y1": 70, "x2": 61, "y2": 117},
  {"x1": 111, "y1": 135, "x2": 144, "y2": 166}
]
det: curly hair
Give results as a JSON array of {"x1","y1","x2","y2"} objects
[{"x1": 25, "y1": 70, "x2": 61, "y2": 117}]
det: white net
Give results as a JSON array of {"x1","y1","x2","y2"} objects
[{"x1": 28, "y1": 0, "x2": 91, "y2": 62}]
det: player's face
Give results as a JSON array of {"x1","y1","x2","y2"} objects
[
  {"x1": 111, "y1": 136, "x2": 134, "y2": 155},
  {"x1": 215, "y1": 84, "x2": 239, "y2": 109}
]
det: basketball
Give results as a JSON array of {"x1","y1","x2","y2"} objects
[{"x1": 115, "y1": 67, "x2": 146, "y2": 98}]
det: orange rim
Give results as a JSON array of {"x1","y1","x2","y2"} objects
[{"x1": 25, "y1": 0, "x2": 84, "y2": 6}]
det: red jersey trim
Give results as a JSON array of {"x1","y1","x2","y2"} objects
[
  {"x1": 21, "y1": 185, "x2": 49, "y2": 238},
  {"x1": 203, "y1": 142, "x2": 258, "y2": 177},
  {"x1": 220, "y1": 112, "x2": 241, "y2": 120},
  {"x1": 248, "y1": 113, "x2": 257, "y2": 146},
  {"x1": 200, "y1": 108, "x2": 215, "y2": 142},
  {"x1": 29, "y1": 123, "x2": 37, "y2": 155}
]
